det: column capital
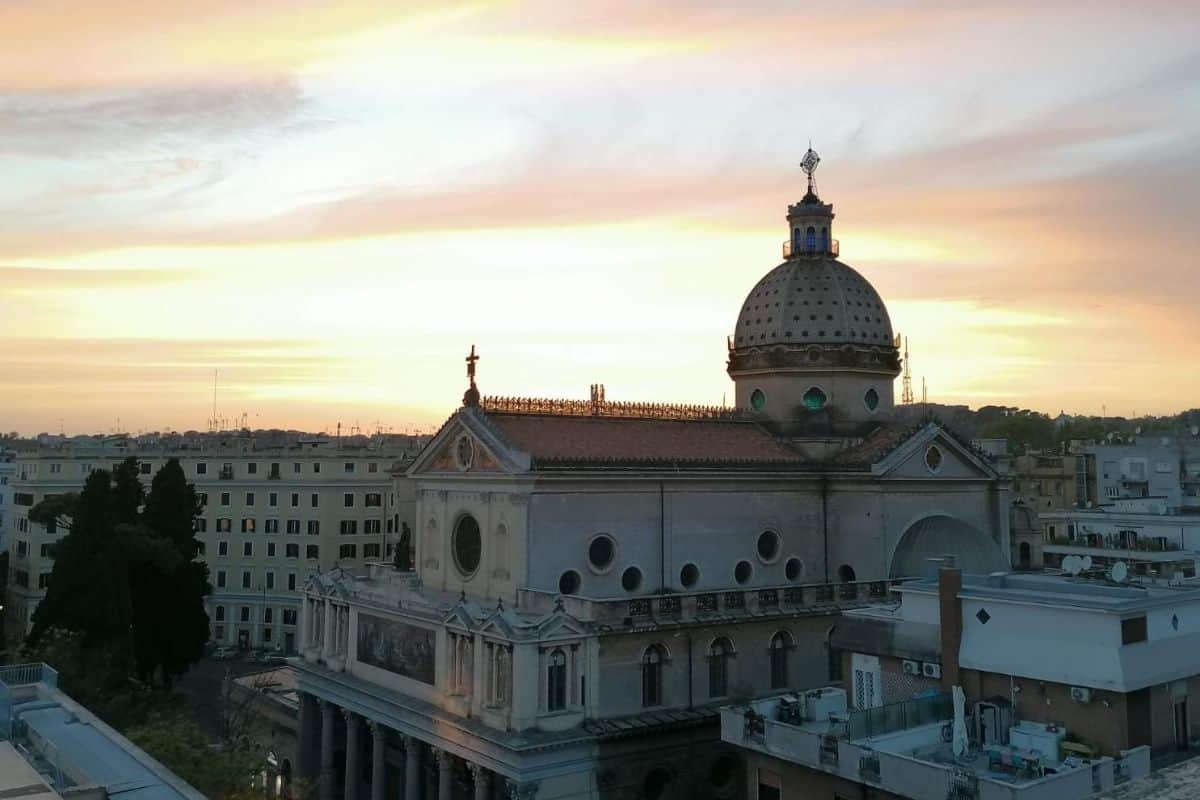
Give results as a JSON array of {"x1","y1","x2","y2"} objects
[
  {"x1": 467, "y1": 762, "x2": 488, "y2": 780},
  {"x1": 341, "y1": 707, "x2": 360, "y2": 725},
  {"x1": 317, "y1": 698, "x2": 336, "y2": 714},
  {"x1": 366, "y1": 719, "x2": 383, "y2": 738},
  {"x1": 504, "y1": 780, "x2": 539, "y2": 800},
  {"x1": 433, "y1": 747, "x2": 454, "y2": 771}
]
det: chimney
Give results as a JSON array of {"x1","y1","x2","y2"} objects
[{"x1": 938, "y1": 560, "x2": 963, "y2": 692}]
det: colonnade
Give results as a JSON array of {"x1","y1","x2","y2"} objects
[{"x1": 297, "y1": 693, "x2": 536, "y2": 800}]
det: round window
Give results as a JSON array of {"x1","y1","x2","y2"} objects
[
  {"x1": 451, "y1": 514, "x2": 482, "y2": 576},
  {"x1": 680, "y1": 563, "x2": 700, "y2": 588},
  {"x1": 734, "y1": 560, "x2": 753, "y2": 584},
  {"x1": 864, "y1": 388, "x2": 880, "y2": 411},
  {"x1": 925, "y1": 445, "x2": 944, "y2": 473},
  {"x1": 588, "y1": 534, "x2": 615, "y2": 571},
  {"x1": 621, "y1": 566, "x2": 643, "y2": 592},
  {"x1": 750, "y1": 389, "x2": 766, "y2": 411},
  {"x1": 558, "y1": 570, "x2": 581, "y2": 595},
  {"x1": 756, "y1": 530, "x2": 781, "y2": 563},
  {"x1": 785, "y1": 557, "x2": 803, "y2": 581},
  {"x1": 709, "y1": 755, "x2": 739, "y2": 796},
  {"x1": 803, "y1": 386, "x2": 827, "y2": 410}
]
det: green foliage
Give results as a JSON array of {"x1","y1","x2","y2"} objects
[
  {"x1": 28, "y1": 492, "x2": 79, "y2": 533},
  {"x1": 26, "y1": 458, "x2": 210, "y2": 692},
  {"x1": 126, "y1": 716, "x2": 262, "y2": 800},
  {"x1": 978, "y1": 410, "x2": 1057, "y2": 454}
]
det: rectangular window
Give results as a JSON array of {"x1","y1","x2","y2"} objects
[
  {"x1": 343, "y1": 492, "x2": 354, "y2": 507},
  {"x1": 221, "y1": 463, "x2": 233, "y2": 479},
  {"x1": 14, "y1": 571, "x2": 28, "y2": 588},
  {"x1": 265, "y1": 519, "x2": 279, "y2": 534},
  {"x1": 220, "y1": 492, "x2": 231, "y2": 506},
  {"x1": 14, "y1": 493, "x2": 34, "y2": 507},
  {"x1": 269, "y1": 462, "x2": 281, "y2": 479},
  {"x1": 214, "y1": 625, "x2": 225, "y2": 640},
  {"x1": 290, "y1": 493, "x2": 299, "y2": 508},
  {"x1": 39, "y1": 542, "x2": 54, "y2": 557},
  {"x1": 264, "y1": 607, "x2": 274, "y2": 624},
  {"x1": 344, "y1": 462, "x2": 355, "y2": 474},
  {"x1": 364, "y1": 519, "x2": 381, "y2": 534},
  {"x1": 368, "y1": 463, "x2": 379, "y2": 474},
  {"x1": 216, "y1": 570, "x2": 227, "y2": 588},
  {"x1": 340, "y1": 520, "x2": 358, "y2": 535},
  {"x1": 306, "y1": 545, "x2": 319, "y2": 560},
  {"x1": 243, "y1": 542, "x2": 253, "y2": 557},
  {"x1": 266, "y1": 572, "x2": 275, "y2": 590},
  {"x1": 313, "y1": 462, "x2": 321, "y2": 474},
  {"x1": 283, "y1": 608, "x2": 297, "y2": 625},
  {"x1": 38, "y1": 573, "x2": 51, "y2": 589},
  {"x1": 286, "y1": 520, "x2": 300, "y2": 535},
  {"x1": 218, "y1": 541, "x2": 229, "y2": 556},
  {"x1": 196, "y1": 541, "x2": 206, "y2": 556},
  {"x1": 194, "y1": 518, "x2": 208, "y2": 533},
  {"x1": 267, "y1": 542, "x2": 277, "y2": 558},
  {"x1": 241, "y1": 571, "x2": 251, "y2": 589},
  {"x1": 363, "y1": 543, "x2": 381, "y2": 559},
  {"x1": 245, "y1": 492, "x2": 255, "y2": 507},
  {"x1": 1122, "y1": 616, "x2": 1148, "y2": 645},
  {"x1": 45, "y1": 519, "x2": 57, "y2": 534},
  {"x1": 17, "y1": 518, "x2": 29, "y2": 533},
  {"x1": 215, "y1": 606, "x2": 226, "y2": 622},
  {"x1": 311, "y1": 493, "x2": 319, "y2": 508},
  {"x1": 287, "y1": 573, "x2": 297, "y2": 591},
  {"x1": 217, "y1": 518, "x2": 232, "y2": 532},
  {"x1": 240, "y1": 606, "x2": 251, "y2": 623},
  {"x1": 247, "y1": 463, "x2": 258, "y2": 475},
  {"x1": 139, "y1": 462, "x2": 152, "y2": 475},
  {"x1": 17, "y1": 540, "x2": 28, "y2": 557},
  {"x1": 262, "y1": 627, "x2": 272, "y2": 642},
  {"x1": 197, "y1": 492, "x2": 208, "y2": 506},
  {"x1": 293, "y1": 462, "x2": 301, "y2": 474},
  {"x1": 268, "y1": 492, "x2": 278, "y2": 507},
  {"x1": 307, "y1": 520, "x2": 320, "y2": 536},
  {"x1": 286, "y1": 544, "x2": 299, "y2": 559},
  {"x1": 242, "y1": 518, "x2": 257, "y2": 533},
  {"x1": 49, "y1": 463, "x2": 62, "y2": 475},
  {"x1": 339, "y1": 544, "x2": 357, "y2": 559},
  {"x1": 197, "y1": 462, "x2": 208, "y2": 475},
  {"x1": 365, "y1": 493, "x2": 382, "y2": 507}
]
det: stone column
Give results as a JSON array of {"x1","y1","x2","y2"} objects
[
  {"x1": 343, "y1": 710, "x2": 361, "y2": 800},
  {"x1": 318, "y1": 700, "x2": 336, "y2": 800},
  {"x1": 434, "y1": 749, "x2": 453, "y2": 800},
  {"x1": 369, "y1": 722, "x2": 386, "y2": 800},
  {"x1": 323, "y1": 600, "x2": 335, "y2": 658},
  {"x1": 403, "y1": 736, "x2": 421, "y2": 800},
  {"x1": 469, "y1": 764, "x2": 490, "y2": 800},
  {"x1": 296, "y1": 692, "x2": 318, "y2": 781}
]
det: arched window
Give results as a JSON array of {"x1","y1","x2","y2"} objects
[
  {"x1": 708, "y1": 638, "x2": 734, "y2": 698},
  {"x1": 805, "y1": 226, "x2": 817, "y2": 252},
  {"x1": 770, "y1": 631, "x2": 793, "y2": 689},
  {"x1": 492, "y1": 646, "x2": 511, "y2": 706},
  {"x1": 547, "y1": 648, "x2": 567, "y2": 711},
  {"x1": 838, "y1": 564, "x2": 858, "y2": 600},
  {"x1": 642, "y1": 644, "x2": 667, "y2": 707},
  {"x1": 820, "y1": 227, "x2": 829, "y2": 252}
]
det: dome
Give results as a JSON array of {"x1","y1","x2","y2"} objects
[{"x1": 732, "y1": 257, "x2": 893, "y2": 349}]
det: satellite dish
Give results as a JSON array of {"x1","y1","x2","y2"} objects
[
  {"x1": 1063, "y1": 555, "x2": 1082, "y2": 575},
  {"x1": 1190, "y1": 425, "x2": 1199, "y2": 436},
  {"x1": 1081, "y1": 556, "x2": 1093, "y2": 571},
  {"x1": 1110, "y1": 562, "x2": 1129, "y2": 584}
]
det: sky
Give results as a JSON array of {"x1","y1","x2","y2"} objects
[{"x1": 2, "y1": 0, "x2": 1199, "y2": 435}]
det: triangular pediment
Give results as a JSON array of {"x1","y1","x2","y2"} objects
[
  {"x1": 875, "y1": 423, "x2": 999, "y2": 480},
  {"x1": 536, "y1": 612, "x2": 588, "y2": 639},
  {"x1": 407, "y1": 408, "x2": 530, "y2": 477}
]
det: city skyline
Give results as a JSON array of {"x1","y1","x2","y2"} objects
[{"x1": 4, "y1": 1, "x2": 1200, "y2": 434}]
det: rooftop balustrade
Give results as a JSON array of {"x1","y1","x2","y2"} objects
[{"x1": 783, "y1": 238, "x2": 839, "y2": 259}]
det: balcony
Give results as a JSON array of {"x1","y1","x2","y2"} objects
[
  {"x1": 218, "y1": 467, "x2": 234, "y2": 480},
  {"x1": 783, "y1": 238, "x2": 839, "y2": 259}
]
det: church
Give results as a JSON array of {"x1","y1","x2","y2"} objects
[{"x1": 292, "y1": 152, "x2": 1011, "y2": 800}]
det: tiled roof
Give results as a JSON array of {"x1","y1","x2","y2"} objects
[
  {"x1": 481, "y1": 413, "x2": 811, "y2": 470},
  {"x1": 826, "y1": 423, "x2": 922, "y2": 469}
]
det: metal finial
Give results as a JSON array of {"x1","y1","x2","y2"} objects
[
  {"x1": 800, "y1": 146, "x2": 821, "y2": 196},
  {"x1": 462, "y1": 344, "x2": 481, "y2": 407}
]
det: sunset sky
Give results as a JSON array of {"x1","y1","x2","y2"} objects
[{"x1": 3, "y1": 1, "x2": 1199, "y2": 435}]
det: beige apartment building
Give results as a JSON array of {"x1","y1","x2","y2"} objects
[{"x1": 6, "y1": 433, "x2": 424, "y2": 653}]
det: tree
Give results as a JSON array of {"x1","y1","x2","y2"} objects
[
  {"x1": 132, "y1": 459, "x2": 211, "y2": 687},
  {"x1": 126, "y1": 716, "x2": 262, "y2": 799}
]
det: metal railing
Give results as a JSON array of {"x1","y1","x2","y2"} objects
[
  {"x1": 625, "y1": 579, "x2": 896, "y2": 620},
  {"x1": 783, "y1": 238, "x2": 839, "y2": 259},
  {"x1": 848, "y1": 691, "x2": 951, "y2": 740},
  {"x1": 0, "y1": 663, "x2": 56, "y2": 688}
]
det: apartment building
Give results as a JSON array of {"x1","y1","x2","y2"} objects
[
  {"x1": 0, "y1": 450, "x2": 14, "y2": 553},
  {"x1": 5, "y1": 432, "x2": 425, "y2": 652}
]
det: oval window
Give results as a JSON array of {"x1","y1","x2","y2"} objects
[
  {"x1": 680, "y1": 563, "x2": 700, "y2": 588},
  {"x1": 785, "y1": 557, "x2": 803, "y2": 581},
  {"x1": 621, "y1": 566, "x2": 643, "y2": 592},
  {"x1": 734, "y1": 560, "x2": 753, "y2": 584},
  {"x1": 750, "y1": 389, "x2": 766, "y2": 411},
  {"x1": 864, "y1": 388, "x2": 880, "y2": 411},
  {"x1": 558, "y1": 570, "x2": 581, "y2": 595},
  {"x1": 757, "y1": 530, "x2": 781, "y2": 563},
  {"x1": 803, "y1": 386, "x2": 827, "y2": 410},
  {"x1": 452, "y1": 514, "x2": 482, "y2": 576},
  {"x1": 925, "y1": 445, "x2": 944, "y2": 473},
  {"x1": 588, "y1": 534, "x2": 615, "y2": 571}
]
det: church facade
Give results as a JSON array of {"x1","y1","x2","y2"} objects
[{"x1": 292, "y1": 153, "x2": 1011, "y2": 800}]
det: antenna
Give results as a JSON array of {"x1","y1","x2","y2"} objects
[{"x1": 901, "y1": 336, "x2": 914, "y2": 405}]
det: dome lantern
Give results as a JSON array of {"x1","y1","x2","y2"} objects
[{"x1": 784, "y1": 146, "x2": 838, "y2": 259}]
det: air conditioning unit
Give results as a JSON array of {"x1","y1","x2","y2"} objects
[
  {"x1": 922, "y1": 662, "x2": 942, "y2": 679},
  {"x1": 902, "y1": 660, "x2": 921, "y2": 676},
  {"x1": 1070, "y1": 686, "x2": 1092, "y2": 703}
]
